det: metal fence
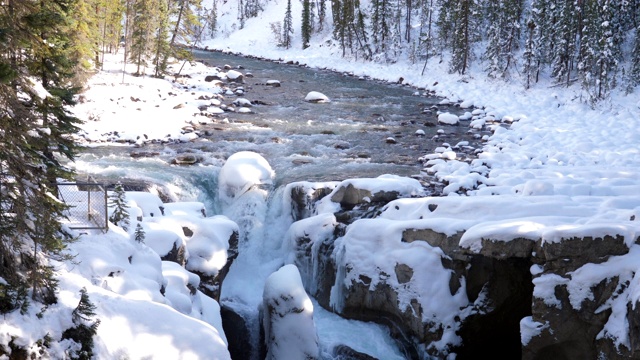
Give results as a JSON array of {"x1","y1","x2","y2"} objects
[{"x1": 57, "y1": 176, "x2": 108, "y2": 232}]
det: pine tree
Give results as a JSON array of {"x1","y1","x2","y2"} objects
[
  {"x1": 302, "y1": 0, "x2": 312, "y2": 49},
  {"x1": 129, "y1": 0, "x2": 153, "y2": 76},
  {"x1": 316, "y1": 0, "x2": 326, "y2": 31},
  {"x1": 483, "y1": 0, "x2": 502, "y2": 78},
  {"x1": 134, "y1": 223, "x2": 146, "y2": 243},
  {"x1": 550, "y1": 0, "x2": 579, "y2": 86},
  {"x1": 0, "y1": 0, "x2": 81, "y2": 305},
  {"x1": 153, "y1": 0, "x2": 171, "y2": 77},
  {"x1": 522, "y1": 18, "x2": 537, "y2": 89},
  {"x1": 282, "y1": 0, "x2": 293, "y2": 49},
  {"x1": 167, "y1": 0, "x2": 203, "y2": 64},
  {"x1": 526, "y1": 0, "x2": 551, "y2": 85},
  {"x1": 67, "y1": 0, "x2": 101, "y2": 83},
  {"x1": 208, "y1": 0, "x2": 218, "y2": 37},
  {"x1": 435, "y1": 0, "x2": 456, "y2": 57},
  {"x1": 109, "y1": 182, "x2": 130, "y2": 231},
  {"x1": 418, "y1": 0, "x2": 435, "y2": 65},
  {"x1": 62, "y1": 287, "x2": 101, "y2": 360},
  {"x1": 449, "y1": 0, "x2": 477, "y2": 74},
  {"x1": 628, "y1": 19, "x2": 640, "y2": 91},
  {"x1": 97, "y1": 0, "x2": 123, "y2": 65}
]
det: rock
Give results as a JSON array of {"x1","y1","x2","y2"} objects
[
  {"x1": 130, "y1": 151, "x2": 160, "y2": 158},
  {"x1": 305, "y1": 91, "x2": 330, "y2": 103},
  {"x1": 204, "y1": 74, "x2": 222, "y2": 82},
  {"x1": 226, "y1": 69, "x2": 244, "y2": 83},
  {"x1": 278, "y1": 181, "x2": 640, "y2": 360},
  {"x1": 288, "y1": 182, "x2": 335, "y2": 222},
  {"x1": 233, "y1": 98, "x2": 252, "y2": 107},
  {"x1": 266, "y1": 80, "x2": 281, "y2": 87},
  {"x1": 261, "y1": 265, "x2": 319, "y2": 360},
  {"x1": 171, "y1": 154, "x2": 199, "y2": 165},
  {"x1": 331, "y1": 345, "x2": 377, "y2": 360},
  {"x1": 385, "y1": 137, "x2": 397, "y2": 144},
  {"x1": 221, "y1": 305, "x2": 256, "y2": 360}
]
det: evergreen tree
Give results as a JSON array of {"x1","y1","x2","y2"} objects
[
  {"x1": 483, "y1": 0, "x2": 502, "y2": 78},
  {"x1": 483, "y1": 0, "x2": 523, "y2": 79},
  {"x1": 67, "y1": 0, "x2": 101, "y2": 83},
  {"x1": 153, "y1": 0, "x2": 171, "y2": 77},
  {"x1": 302, "y1": 0, "x2": 312, "y2": 49},
  {"x1": 316, "y1": 0, "x2": 326, "y2": 31},
  {"x1": 130, "y1": 0, "x2": 155, "y2": 76},
  {"x1": 109, "y1": 182, "x2": 130, "y2": 231},
  {"x1": 370, "y1": 0, "x2": 393, "y2": 57},
  {"x1": 418, "y1": 0, "x2": 435, "y2": 65},
  {"x1": 134, "y1": 223, "x2": 146, "y2": 243},
  {"x1": 167, "y1": 0, "x2": 203, "y2": 63},
  {"x1": 449, "y1": 0, "x2": 478, "y2": 74},
  {"x1": 0, "y1": 0, "x2": 81, "y2": 305},
  {"x1": 628, "y1": 17, "x2": 640, "y2": 91},
  {"x1": 522, "y1": 18, "x2": 537, "y2": 89},
  {"x1": 435, "y1": 0, "x2": 456, "y2": 57},
  {"x1": 61, "y1": 287, "x2": 100, "y2": 360},
  {"x1": 97, "y1": 0, "x2": 123, "y2": 65},
  {"x1": 527, "y1": 0, "x2": 551, "y2": 84},
  {"x1": 282, "y1": 0, "x2": 293, "y2": 49},
  {"x1": 208, "y1": 0, "x2": 218, "y2": 38},
  {"x1": 550, "y1": 0, "x2": 579, "y2": 86}
]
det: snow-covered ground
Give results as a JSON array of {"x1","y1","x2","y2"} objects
[{"x1": 3, "y1": 1, "x2": 640, "y2": 358}]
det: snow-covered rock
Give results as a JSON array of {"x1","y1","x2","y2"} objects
[
  {"x1": 218, "y1": 151, "x2": 275, "y2": 205},
  {"x1": 305, "y1": 91, "x2": 330, "y2": 103},
  {"x1": 262, "y1": 264, "x2": 319, "y2": 360},
  {"x1": 438, "y1": 112, "x2": 460, "y2": 125},
  {"x1": 226, "y1": 69, "x2": 244, "y2": 83}
]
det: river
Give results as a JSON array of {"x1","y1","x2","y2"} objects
[{"x1": 73, "y1": 49, "x2": 488, "y2": 359}]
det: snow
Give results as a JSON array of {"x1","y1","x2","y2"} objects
[{"x1": 5, "y1": 0, "x2": 640, "y2": 357}]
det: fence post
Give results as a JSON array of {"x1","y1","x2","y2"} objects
[
  {"x1": 104, "y1": 182, "x2": 109, "y2": 232},
  {"x1": 87, "y1": 176, "x2": 92, "y2": 221}
]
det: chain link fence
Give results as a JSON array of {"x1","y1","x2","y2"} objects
[{"x1": 57, "y1": 176, "x2": 108, "y2": 232}]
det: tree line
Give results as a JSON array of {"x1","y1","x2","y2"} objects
[{"x1": 249, "y1": 0, "x2": 640, "y2": 103}]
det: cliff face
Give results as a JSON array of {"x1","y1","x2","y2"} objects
[{"x1": 284, "y1": 180, "x2": 640, "y2": 359}]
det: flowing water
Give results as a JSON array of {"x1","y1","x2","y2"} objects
[{"x1": 74, "y1": 50, "x2": 488, "y2": 359}]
